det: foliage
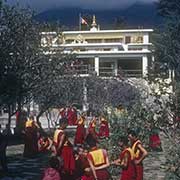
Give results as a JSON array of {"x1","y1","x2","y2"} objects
[
  {"x1": 153, "y1": 1, "x2": 180, "y2": 178},
  {"x1": 156, "y1": 0, "x2": 180, "y2": 79},
  {"x1": 0, "y1": 3, "x2": 77, "y2": 127},
  {"x1": 86, "y1": 76, "x2": 140, "y2": 114},
  {"x1": 0, "y1": 4, "x2": 42, "y2": 125}
]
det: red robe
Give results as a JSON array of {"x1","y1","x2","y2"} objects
[
  {"x1": 131, "y1": 140, "x2": 143, "y2": 180},
  {"x1": 149, "y1": 134, "x2": 161, "y2": 149},
  {"x1": 23, "y1": 123, "x2": 38, "y2": 157},
  {"x1": 59, "y1": 108, "x2": 66, "y2": 119},
  {"x1": 74, "y1": 123, "x2": 86, "y2": 145},
  {"x1": 98, "y1": 121, "x2": 109, "y2": 138},
  {"x1": 38, "y1": 137, "x2": 50, "y2": 152},
  {"x1": 67, "y1": 108, "x2": 77, "y2": 125},
  {"x1": 86, "y1": 121, "x2": 98, "y2": 146},
  {"x1": 119, "y1": 148, "x2": 136, "y2": 180},
  {"x1": 87, "y1": 148, "x2": 110, "y2": 180},
  {"x1": 53, "y1": 129, "x2": 75, "y2": 174}
]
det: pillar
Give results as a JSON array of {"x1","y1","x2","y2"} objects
[
  {"x1": 142, "y1": 55, "x2": 148, "y2": 77},
  {"x1": 94, "y1": 56, "x2": 99, "y2": 76}
]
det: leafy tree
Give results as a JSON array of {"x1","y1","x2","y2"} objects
[
  {"x1": 0, "y1": 4, "x2": 76, "y2": 129},
  {"x1": 143, "y1": 1, "x2": 180, "y2": 178},
  {"x1": 0, "y1": 5, "x2": 41, "y2": 126},
  {"x1": 86, "y1": 76, "x2": 140, "y2": 114}
]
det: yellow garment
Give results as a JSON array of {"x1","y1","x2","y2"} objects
[
  {"x1": 25, "y1": 120, "x2": 33, "y2": 128},
  {"x1": 132, "y1": 140, "x2": 141, "y2": 159},
  {"x1": 126, "y1": 147, "x2": 134, "y2": 160},
  {"x1": 101, "y1": 117, "x2": 107, "y2": 122},
  {"x1": 53, "y1": 129, "x2": 63, "y2": 144},
  {"x1": 78, "y1": 117, "x2": 85, "y2": 125},
  {"x1": 90, "y1": 149, "x2": 105, "y2": 166}
]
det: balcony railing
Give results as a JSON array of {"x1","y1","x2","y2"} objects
[{"x1": 64, "y1": 65, "x2": 142, "y2": 78}]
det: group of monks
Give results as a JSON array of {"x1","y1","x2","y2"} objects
[{"x1": 23, "y1": 110, "x2": 148, "y2": 180}]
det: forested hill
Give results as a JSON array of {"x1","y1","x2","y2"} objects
[{"x1": 35, "y1": 2, "x2": 163, "y2": 29}]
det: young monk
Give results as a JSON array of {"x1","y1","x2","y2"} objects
[
  {"x1": 98, "y1": 116, "x2": 109, "y2": 139},
  {"x1": 53, "y1": 118, "x2": 75, "y2": 180},
  {"x1": 111, "y1": 136, "x2": 136, "y2": 180},
  {"x1": 87, "y1": 141, "x2": 110, "y2": 180},
  {"x1": 128, "y1": 130, "x2": 148, "y2": 180},
  {"x1": 74, "y1": 115, "x2": 86, "y2": 146}
]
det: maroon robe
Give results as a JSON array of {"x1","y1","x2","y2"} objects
[
  {"x1": 119, "y1": 148, "x2": 136, "y2": 180},
  {"x1": 53, "y1": 129, "x2": 75, "y2": 175},
  {"x1": 98, "y1": 121, "x2": 109, "y2": 138}
]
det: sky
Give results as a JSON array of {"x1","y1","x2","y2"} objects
[{"x1": 6, "y1": 0, "x2": 158, "y2": 12}]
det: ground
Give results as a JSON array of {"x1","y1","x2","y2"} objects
[{"x1": 0, "y1": 133, "x2": 167, "y2": 180}]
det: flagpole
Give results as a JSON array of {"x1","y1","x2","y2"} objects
[{"x1": 79, "y1": 13, "x2": 81, "y2": 31}]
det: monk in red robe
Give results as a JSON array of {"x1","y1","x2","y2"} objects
[
  {"x1": 87, "y1": 141, "x2": 110, "y2": 180},
  {"x1": 59, "y1": 107, "x2": 67, "y2": 119},
  {"x1": 74, "y1": 115, "x2": 86, "y2": 145},
  {"x1": 53, "y1": 118, "x2": 75, "y2": 179},
  {"x1": 38, "y1": 136, "x2": 53, "y2": 152},
  {"x1": 149, "y1": 126, "x2": 162, "y2": 151},
  {"x1": 98, "y1": 116, "x2": 109, "y2": 138},
  {"x1": 67, "y1": 107, "x2": 78, "y2": 125},
  {"x1": 128, "y1": 130, "x2": 148, "y2": 180},
  {"x1": 86, "y1": 118, "x2": 98, "y2": 146},
  {"x1": 23, "y1": 116, "x2": 39, "y2": 158},
  {"x1": 111, "y1": 136, "x2": 136, "y2": 180}
]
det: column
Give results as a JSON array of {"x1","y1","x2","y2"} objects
[
  {"x1": 142, "y1": 55, "x2": 148, "y2": 77},
  {"x1": 82, "y1": 79, "x2": 88, "y2": 112},
  {"x1": 94, "y1": 56, "x2": 99, "y2": 76},
  {"x1": 143, "y1": 33, "x2": 149, "y2": 44},
  {"x1": 114, "y1": 59, "x2": 118, "y2": 76}
]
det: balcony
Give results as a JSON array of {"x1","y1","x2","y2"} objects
[{"x1": 64, "y1": 64, "x2": 142, "y2": 78}]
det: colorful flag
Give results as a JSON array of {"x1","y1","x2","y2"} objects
[{"x1": 81, "y1": 17, "x2": 88, "y2": 25}]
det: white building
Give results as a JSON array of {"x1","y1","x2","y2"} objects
[{"x1": 41, "y1": 16, "x2": 154, "y2": 78}]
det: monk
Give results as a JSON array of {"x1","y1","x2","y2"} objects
[
  {"x1": 38, "y1": 136, "x2": 53, "y2": 152},
  {"x1": 111, "y1": 136, "x2": 136, "y2": 180},
  {"x1": 128, "y1": 130, "x2": 148, "y2": 180},
  {"x1": 98, "y1": 116, "x2": 109, "y2": 139},
  {"x1": 86, "y1": 117, "x2": 98, "y2": 146},
  {"x1": 87, "y1": 141, "x2": 110, "y2": 180},
  {"x1": 67, "y1": 107, "x2": 77, "y2": 125},
  {"x1": 74, "y1": 115, "x2": 86, "y2": 145},
  {"x1": 149, "y1": 126, "x2": 162, "y2": 151},
  {"x1": 23, "y1": 116, "x2": 39, "y2": 158},
  {"x1": 53, "y1": 118, "x2": 75, "y2": 180}
]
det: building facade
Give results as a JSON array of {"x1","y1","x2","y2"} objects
[{"x1": 41, "y1": 16, "x2": 154, "y2": 78}]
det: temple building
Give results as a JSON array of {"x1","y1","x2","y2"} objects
[{"x1": 41, "y1": 15, "x2": 154, "y2": 78}]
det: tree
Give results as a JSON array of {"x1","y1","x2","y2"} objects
[
  {"x1": 146, "y1": 1, "x2": 180, "y2": 178},
  {"x1": 0, "y1": 5, "x2": 41, "y2": 126},
  {"x1": 156, "y1": 0, "x2": 180, "y2": 79},
  {"x1": 0, "y1": 4, "x2": 76, "y2": 129},
  {"x1": 86, "y1": 76, "x2": 140, "y2": 114}
]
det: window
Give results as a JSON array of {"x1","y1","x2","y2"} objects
[{"x1": 125, "y1": 36, "x2": 131, "y2": 44}]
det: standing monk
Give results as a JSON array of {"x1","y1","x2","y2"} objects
[
  {"x1": 53, "y1": 118, "x2": 75, "y2": 179},
  {"x1": 128, "y1": 130, "x2": 148, "y2": 180},
  {"x1": 86, "y1": 117, "x2": 98, "y2": 146},
  {"x1": 23, "y1": 116, "x2": 39, "y2": 158},
  {"x1": 74, "y1": 115, "x2": 86, "y2": 145},
  {"x1": 98, "y1": 116, "x2": 110, "y2": 139},
  {"x1": 87, "y1": 141, "x2": 110, "y2": 180},
  {"x1": 111, "y1": 136, "x2": 136, "y2": 180}
]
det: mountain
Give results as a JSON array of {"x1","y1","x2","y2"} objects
[{"x1": 35, "y1": 2, "x2": 162, "y2": 29}]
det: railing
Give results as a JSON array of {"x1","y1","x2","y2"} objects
[
  {"x1": 65, "y1": 65, "x2": 142, "y2": 78},
  {"x1": 123, "y1": 70, "x2": 142, "y2": 78},
  {"x1": 99, "y1": 67, "x2": 115, "y2": 77}
]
